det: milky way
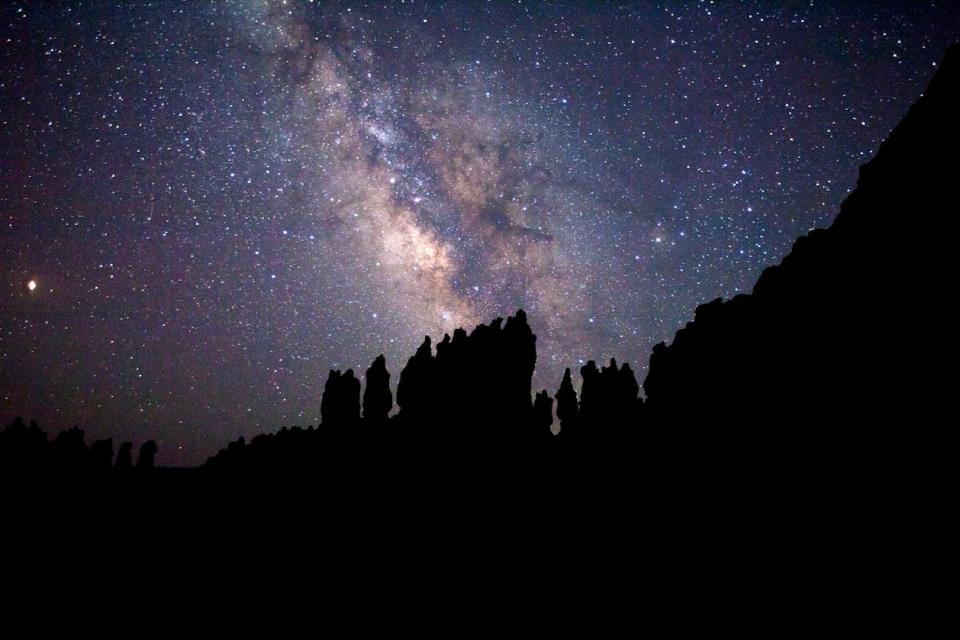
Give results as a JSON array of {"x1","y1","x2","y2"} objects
[{"x1": 2, "y1": 2, "x2": 958, "y2": 464}]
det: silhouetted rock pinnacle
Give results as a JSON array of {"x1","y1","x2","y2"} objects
[{"x1": 363, "y1": 354, "x2": 393, "y2": 425}]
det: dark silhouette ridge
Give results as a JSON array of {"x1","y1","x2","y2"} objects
[
  {"x1": 642, "y1": 41, "x2": 960, "y2": 465},
  {"x1": 158, "y1": 43, "x2": 960, "y2": 516},
  {"x1": 2, "y1": 45, "x2": 956, "y2": 511},
  {"x1": 203, "y1": 310, "x2": 554, "y2": 479},
  {"x1": 395, "y1": 335, "x2": 433, "y2": 424},
  {"x1": 4, "y1": 44, "x2": 956, "y2": 625},
  {"x1": 394, "y1": 309, "x2": 539, "y2": 450},
  {"x1": 0, "y1": 418, "x2": 158, "y2": 480},
  {"x1": 576, "y1": 359, "x2": 642, "y2": 432}
]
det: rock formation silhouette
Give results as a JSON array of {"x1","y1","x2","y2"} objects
[
  {"x1": 5, "y1": 42, "x2": 957, "y2": 624},
  {"x1": 554, "y1": 368, "x2": 579, "y2": 434},
  {"x1": 136, "y1": 441, "x2": 158, "y2": 469},
  {"x1": 3, "y1": 44, "x2": 958, "y2": 502},
  {"x1": 320, "y1": 369, "x2": 362, "y2": 428},
  {"x1": 396, "y1": 310, "x2": 538, "y2": 450},
  {"x1": 115, "y1": 442, "x2": 133, "y2": 470},
  {"x1": 641, "y1": 42, "x2": 960, "y2": 473},
  {"x1": 0, "y1": 418, "x2": 157, "y2": 481},
  {"x1": 362, "y1": 354, "x2": 392, "y2": 425}
]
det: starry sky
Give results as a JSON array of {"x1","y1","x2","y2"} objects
[{"x1": 2, "y1": 1, "x2": 958, "y2": 465}]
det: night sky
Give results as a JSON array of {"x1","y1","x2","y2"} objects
[{"x1": 2, "y1": 1, "x2": 958, "y2": 465}]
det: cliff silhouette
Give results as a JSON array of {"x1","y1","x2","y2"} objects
[{"x1": 643, "y1": 42, "x2": 959, "y2": 465}]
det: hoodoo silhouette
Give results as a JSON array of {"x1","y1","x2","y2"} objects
[
  {"x1": 320, "y1": 368, "x2": 362, "y2": 428},
  {"x1": 362, "y1": 354, "x2": 393, "y2": 426}
]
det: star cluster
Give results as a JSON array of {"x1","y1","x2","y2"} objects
[{"x1": 2, "y1": 1, "x2": 957, "y2": 465}]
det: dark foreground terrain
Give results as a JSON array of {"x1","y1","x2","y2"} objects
[{"x1": 3, "y1": 46, "x2": 956, "y2": 614}]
